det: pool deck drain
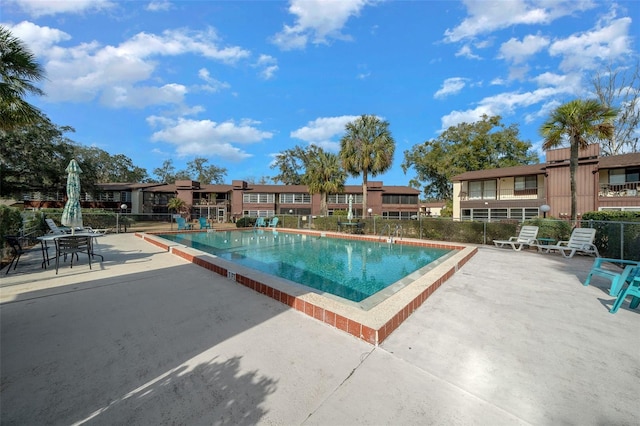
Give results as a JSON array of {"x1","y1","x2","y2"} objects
[{"x1": 138, "y1": 228, "x2": 477, "y2": 345}]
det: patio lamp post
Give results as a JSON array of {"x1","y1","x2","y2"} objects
[
  {"x1": 117, "y1": 203, "x2": 128, "y2": 233},
  {"x1": 289, "y1": 209, "x2": 295, "y2": 228},
  {"x1": 541, "y1": 204, "x2": 551, "y2": 219},
  {"x1": 368, "y1": 208, "x2": 374, "y2": 234}
]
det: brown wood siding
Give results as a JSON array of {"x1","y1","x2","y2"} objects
[{"x1": 545, "y1": 161, "x2": 597, "y2": 217}]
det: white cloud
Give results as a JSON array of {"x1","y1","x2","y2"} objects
[
  {"x1": 197, "y1": 68, "x2": 231, "y2": 92},
  {"x1": 549, "y1": 17, "x2": 633, "y2": 71},
  {"x1": 254, "y1": 55, "x2": 279, "y2": 80},
  {"x1": 455, "y1": 45, "x2": 481, "y2": 60},
  {"x1": 147, "y1": 117, "x2": 274, "y2": 161},
  {"x1": 434, "y1": 78, "x2": 468, "y2": 99},
  {"x1": 260, "y1": 65, "x2": 279, "y2": 80},
  {"x1": 524, "y1": 99, "x2": 561, "y2": 123},
  {"x1": 5, "y1": 21, "x2": 71, "y2": 56},
  {"x1": 532, "y1": 71, "x2": 577, "y2": 87},
  {"x1": 272, "y1": 0, "x2": 370, "y2": 50},
  {"x1": 439, "y1": 85, "x2": 579, "y2": 131},
  {"x1": 444, "y1": 0, "x2": 596, "y2": 42},
  {"x1": 508, "y1": 65, "x2": 530, "y2": 81},
  {"x1": 101, "y1": 83, "x2": 187, "y2": 109},
  {"x1": 6, "y1": 0, "x2": 116, "y2": 17},
  {"x1": 146, "y1": 1, "x2": 172, "y2": 12},
  {"x1": 117, "y1": 28, "x2": 249, "y2": 64},
  {"x1": 499, "y1": 34, "x2": 549, "y2": 64},
  {"x1": 290, "y1": 115, "x2": 360, "y2": 150},
  {"x1": 7, "y1": 22, "x2": 250, "y2": 107}
]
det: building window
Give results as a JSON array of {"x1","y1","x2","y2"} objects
[
  {"x1": 243, "y1": 210, "x2": 274, "y2": 217},
  {"x1": 328, "y1": 194, "x2": 363, "y2": 204},
  {"x1": 382, "y1": 195, "x2": 418, "y2": 204},
  {"x1": 382, "y1": 211, "x2": 413, "y2": 219},
  {"x1": 280, "y1": 207, "x2": 311, "y2": 215},
  {"x1": 609, "y1": 167, "x2": 640, "y2": 183},
  {"x1": 243, "y1": 193, "x2": 275, "y2": 203},
  {"x1": 279, "y1": 193, "x2": 311, "y2": 204},
  {"x1": 468, "y1": 180, "x2": 496, "y2": 200},
  {"x1": 460, "y1": 207, "x2": 540, "y2": 222},
  {"x1": 514, "y1": 176, "x2": 537, "y2": 195}
]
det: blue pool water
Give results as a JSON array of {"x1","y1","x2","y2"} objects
[{"x1": 158, "y1": 230, "x2": 451, "y2": 303}]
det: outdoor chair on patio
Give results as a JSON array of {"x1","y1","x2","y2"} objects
[
  {"x1": 176, "y1": 217, "x2": 191, "y2": 230},
  {"x1": 3, "y1": 236, "x2": 27, "y2": 274},
  {"x1": 254, "y1": 217, "x2": 266, "y2": 228},
  {"x1": 534, "y1": 228, "x2": 599, "y2": 258},
  {"x1": 54, "y1": 235, "x2": 92, "y2": 275},
  {"x1": 199, "y1": 217, "x2": 211, "y2": 230},
  {"x1": 267, "y1": 217, "x2": 279, "y2": 228},
  {"x1": 584, "y1": 257, "x2": 640, "y2": 296},
  {"x1": 45, "y1": 218, "x2": 70, "y2": 235},
  {"x1": 493, "y1": 225, "x2": 539, "y2": 251},
  {"x1": 609, "y1": 265, "x2": 640, "y2": 314}
]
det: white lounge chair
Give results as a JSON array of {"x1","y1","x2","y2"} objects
[
  {"x1": 45, "y1": 218, "x2": 70, "y2": 234},
  {"x1": 535, "y1": 228, "x2": 599, "y2": 258},
  {"x1": 493, "y1": 225, "x2": 539, "y2": 251}
]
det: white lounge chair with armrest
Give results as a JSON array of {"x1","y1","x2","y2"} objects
[
  {"x1": 493, "y1": 226, "x2": 539, "y2": 251},
  {"x1": 535, "y1": 227, "x2": 599, "y2": 258}
]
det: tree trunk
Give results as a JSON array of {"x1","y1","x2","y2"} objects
[
  {"x1": 320, "y1": 192, "x2": 328, "y2": 216},
  {"x1": 570, "y1": 136, "x2": 579, "y2": 222},
  {"x1": 362, "y1": 173, "x2": 368, "y2": 218}
]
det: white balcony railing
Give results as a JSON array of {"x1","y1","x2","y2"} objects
[{"x1": 460, "y1": 188, "x2": 540, "y2": 201}]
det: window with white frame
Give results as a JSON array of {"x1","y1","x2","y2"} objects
[
  {"x1": 243, "y1": 193, "x2": 275, "y2": 203},
  {"x1": 327, "y1": 194, "x2": 363, "y2": 203},
  {"x1": 243, "y1": 210, "x2": 275, "y2": 217},
  {"x1": 279, "y1": 193, "x2": 311, "y2": 204},
  {"x1": 468, "y1": 180, "x2": 496, "y2": 200},
  {"x1": 382, "y1": 211, "x2": 413, "y2": 219}
]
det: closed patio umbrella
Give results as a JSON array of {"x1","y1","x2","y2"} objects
[
  {"x1": 347, "y1": 194, "x2": 353, "y2": 223},
  {"x1": 61, "y1": 159, "x2": 83, "y2": 234}
]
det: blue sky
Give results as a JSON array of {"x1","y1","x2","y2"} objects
[{"x1": 3, "y1": 0, "x2": 638, "y2": 186}]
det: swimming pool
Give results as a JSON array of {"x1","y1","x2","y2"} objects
[
  {"x1": 158, "y1": 230, "x2": 452, "y2": 304},
  {"x1": 140, "y1": 229, "x2": 476, "y2": 345}
]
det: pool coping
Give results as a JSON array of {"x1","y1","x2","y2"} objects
[{"x1": 136, "y1": 228, "x2": 477, "y2": 345}]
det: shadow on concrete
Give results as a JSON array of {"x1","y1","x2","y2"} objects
[{"x1": 1, "y1": 261, "x2": 283, "y2": 425}]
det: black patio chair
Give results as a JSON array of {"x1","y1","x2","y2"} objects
[
  {"x1": 3, "y1": 236, "x2": 26, "y2": 274},
  {"x1": 54, "y1": 235, "x2": 92, "y2": 275}
]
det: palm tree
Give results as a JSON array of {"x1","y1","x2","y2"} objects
[
  {"x1": 340, "y1": 115, "x2": 395, "y2": 214},
  {"x1": 0, "y1": 26, "x2": 47, "y2": 131},
  {"x1": 303, "y1": 147, "x2": 346, "y2": 215},
  {"x1": 540, "y1": 99, "x2": 617, "y2": 221},
  {"x1": 167, "y1": 197, "x2": 187, "y2": 216}
]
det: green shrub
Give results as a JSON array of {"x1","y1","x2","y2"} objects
[
  {"x1": 235, "y1": 216, "x2": 254, "y2": 228},
  {"x1": 0, "y1": 205, "x2": 22, "y2": 242},
  {"x1": 582, "y1": 211, "x2": 640, "y2": 260},
  {"x1": 523, "y1": 218, "x2": 572, "y2": 241}
]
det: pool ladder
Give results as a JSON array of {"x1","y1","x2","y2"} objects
[{"x1": 379, "y1": 224, "x2": 404, "y2": 243}]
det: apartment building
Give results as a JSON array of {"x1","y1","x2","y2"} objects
[
  {"x1": 22, "y1": 179, "x2": 420, "y2": 222},
  {"x1": 452, "y1": 144, "x2": 640, "y2": 221}
]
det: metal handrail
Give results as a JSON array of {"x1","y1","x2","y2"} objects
[
  {"x1": 394, "y1": 224, "x2": 403, "y2": 240},
  {"x1": 379, "y1": 224, "x2": 391, "y2": 241}
]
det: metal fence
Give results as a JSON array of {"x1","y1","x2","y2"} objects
[
  {"x1": 19, "y1": 211, "x2": 640, "y2": 261},
  {"x1": 267, "y1": 215, "x2": 640, "y2": 261}
]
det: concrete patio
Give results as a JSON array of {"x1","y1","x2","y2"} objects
[{"x1": 1, "y1": 233, "x2": 637, "y2": 425}]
